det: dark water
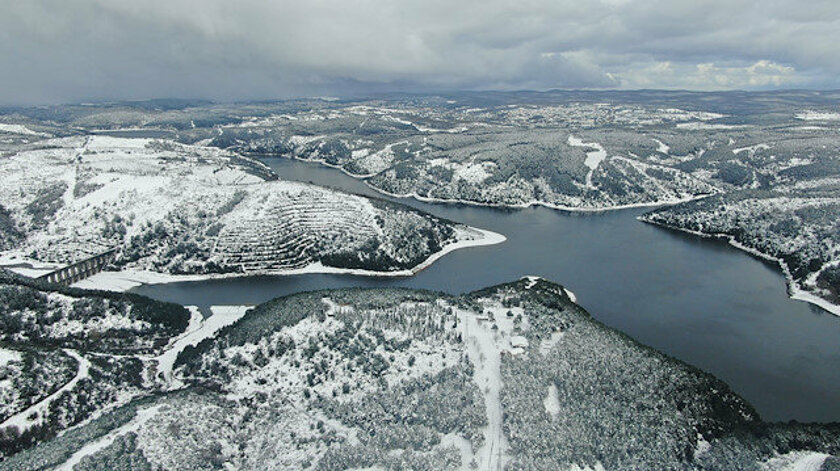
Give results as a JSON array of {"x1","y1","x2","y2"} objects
[{"x1": 133, "y1": 157, "x2": 840, "y2": 423}]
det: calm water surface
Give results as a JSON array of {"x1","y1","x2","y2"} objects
[{"x1": 134, "y1": 157, "x2": 840, "y2": 423}]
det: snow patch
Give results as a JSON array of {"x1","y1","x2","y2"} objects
[
  {"x1": 794, "y1": 126, "x2": 830, "y2": 131},
  {"x1": 0, "y1": 255, "x2": 64, "y2": 278},
  {"x1": 568, "y1": 135, "x2": 607, "y2": 189},
  {"x1": 676, "y1": 122, "x2": 748, "y2": 130},
  {"x1": 653, "y1": 138, "x2": 670, "y2": 155},
  {"x1": 156, "y1": 305, "x2": 249, "y2": 388},
  {"x1": 543, "y1": 383, "x2": 561, "y2": 418},
  {"x1": 454, "y1": 161, "x2": 496, "y2": 184},
  {"x1": 569, "y1": 463, "x2": 607, "y2": 471},
  {"x1": 351, "y1": 148, "x2": 371, "y2": 159},
  {"x1": 1, "y1": 265, "x2": 54, "y2": 278},
  {"x1": 522, "y1": 275, "x2": 541, "y2": 289},
  {"x1": 759, "y1": 451, "x2": 830, "y2": 471},
  {"x1": 440, "y1": 433, "x2": 475, "y2": 471},
  {"x1": 539, "y1": 331, "x2": 564, "y2": 356},
  {"x1": 0, "y1": 123, "x2": 48, "y2": 136},
  {"x1": 733, "y1": 143, "x2": 770, "y2": 155},
  {"x1": 795, "y1": 110, "x2": 840, "y2": 121},
  {"x1": 694, "y1": 434, "x2": 712, "y2": 460},
  {"x1": 322, "y1": 297, "x2": 354, "y2": 317},
  {"x1": 0, "y1": 348, "x2": 21, "y2": 367}
]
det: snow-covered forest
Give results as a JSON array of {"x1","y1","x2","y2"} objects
[
  {"x1": 0, "y1": 135, "x2": 498, "y2": 279},
  {"x1": 4, "y1": 278, "x2": 838, "y2": 470},
  {"x1": 4, "y1": 91, "x2": 835, "y2": 306},
  {"x1": 0, "y1": 269, "x2": 191, "y2": 459}
]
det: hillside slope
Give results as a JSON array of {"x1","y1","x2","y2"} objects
[
  {"x1": 0, "y1": 136, "x2": 502, "y2": 281},
  {"x1": 6, "y1": 278, "x2": 837, "y2": 470},
  {"x1": 0, "y1": 270, "x2": 192, "y2": 459}
]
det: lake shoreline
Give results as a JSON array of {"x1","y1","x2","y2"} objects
[
  {"x1": 638, "y1": 216, "x2": 840, "y2": 317},
  {"x1": 253, "y1": 154, "x2": 717, "y2": 213},
  {"x1": 68, "y1": 226, "x2": 505, "y2": 292}
]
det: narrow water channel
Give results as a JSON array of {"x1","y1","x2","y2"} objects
[{"x1": 133, "y1": 157, "x2": 840, "y2": 423}]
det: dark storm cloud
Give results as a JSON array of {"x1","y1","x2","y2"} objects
[{"x1": 1, "y1": 0, "x2": 838, "y2": 104}]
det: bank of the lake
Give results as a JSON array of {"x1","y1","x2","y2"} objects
[{"x1": 131, "y1": 157, "x2": 840, "y2": 423}]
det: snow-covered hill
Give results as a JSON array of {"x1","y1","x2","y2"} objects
[
  {"x1": 7, "y1": 278, "x2": 837, "y2": 470},
  {"x1": 0, "y1": 136, "x2": 502, "y2": 282}
]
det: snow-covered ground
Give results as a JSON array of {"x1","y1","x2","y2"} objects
[
  {"x1": 254, "y1": 102, "x2": 723, "y2": 212},
  {"x1": 568, "y1": 134, "x2": 608, "y2": 189},
  {"x1": 157, "y1": 305, "x2": 249, "y2": 388},
  {"x1": 759, "y1": 451, "x2": 831, "y2": 471},
  {"x1": 54, "y1": 404, "x2": 163, "y2": 471},
  {"x1": 1, "y1": 135, "x2": 503, "y2": 285},
  {"x1": 0, "y1": 349, "x2": 90, "y2": 431},
  {"x1": 795, "y1": 110, "x2": 840, "y2": 121},
  {"x1": 457, "y1": 304, "x2": 516, "y2": 471},
  {"x1": 5, "y1": 278, "x2": 835, "y2": 469}
]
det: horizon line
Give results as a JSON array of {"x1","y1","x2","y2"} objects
[{"x1": 3, "y1": 87, "x2": 840, "y2": 109}]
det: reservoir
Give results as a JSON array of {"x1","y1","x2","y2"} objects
[{"x1": 133, "y1": 157, "x2": 840, "y2": 423}]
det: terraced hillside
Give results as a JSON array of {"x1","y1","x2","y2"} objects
[
  {"x1": 0, "y1": 136, "x2": 501, "y2": 280},
  {"x1": 2, "y1": 92, "x2": 838, "y2": 308},
  {"x1": 6, "y1": 278, "x2": 837, "y2": 470},
  {"x1": 195, "y1": 95, "x2": 840, "y2": 310},
  {"x1": 149, "y1": 92, "x2": 839, "y2": 312}
]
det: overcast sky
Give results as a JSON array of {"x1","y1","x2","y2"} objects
[{"x1": 2, "y1": 0, "x2": 839, "y2": 105}]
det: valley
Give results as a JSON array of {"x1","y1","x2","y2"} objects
[{"x1": 0, "y1": 90, "x2": 838, "y2": 469}]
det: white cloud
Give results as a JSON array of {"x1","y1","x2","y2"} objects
[
  {"x1": 614, "y1": 59, "x2": 801, "y2": 90},
  {"x1": 0, "y1": 0, "x2": 837, "y2": 104}
]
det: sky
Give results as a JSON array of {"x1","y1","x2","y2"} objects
[{"x1": 1, "y1": 0, "x2": 839, "y2": 105}]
